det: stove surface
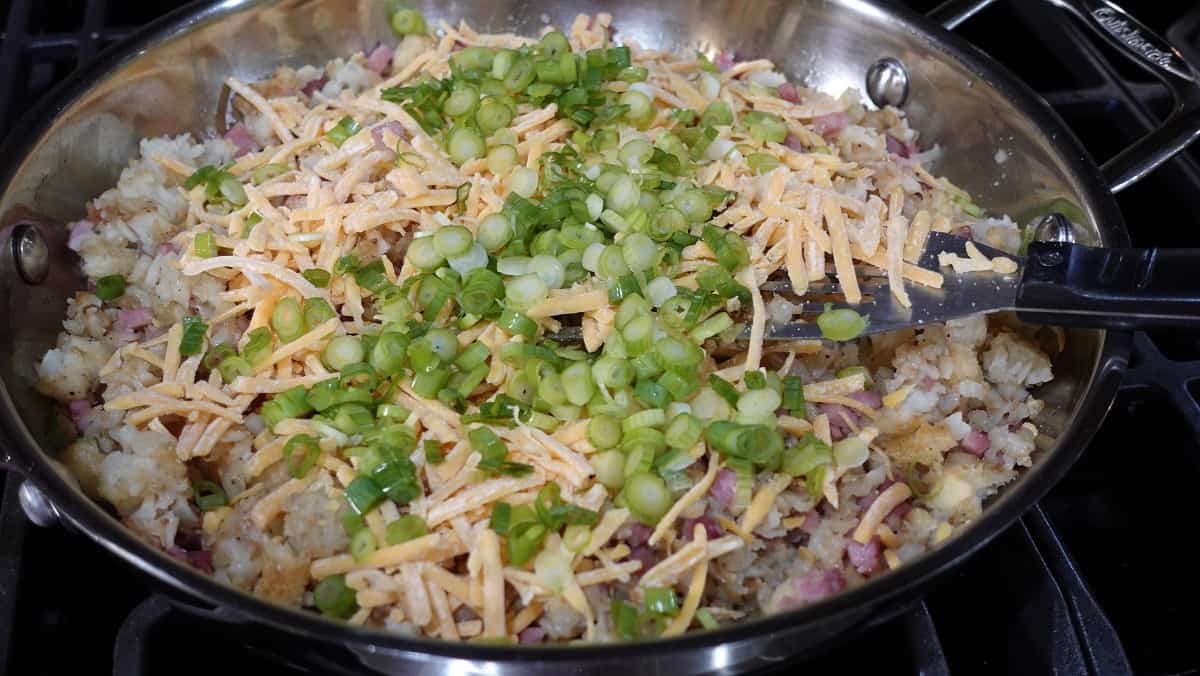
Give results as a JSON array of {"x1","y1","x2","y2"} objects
[{"x1": 2, "y1": 1, "x2": 1199, "y2": 674}]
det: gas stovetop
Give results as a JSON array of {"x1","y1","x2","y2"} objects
[{"x1": 2, "y1": 1, "x2": 1199, "y2": 674}]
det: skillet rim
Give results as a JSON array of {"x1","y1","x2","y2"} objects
[{"x1": 0, "y1": 0, "x2": 1132, "y2": 663}]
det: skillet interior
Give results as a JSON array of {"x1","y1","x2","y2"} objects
[{"x1": 0, "y1": 0, "x2": 1129, "y2": 671}]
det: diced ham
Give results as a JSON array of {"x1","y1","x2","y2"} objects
[
  {"x1": 371, "y1": 121, "x2": 406, "y2": 153},
  {"x1": 186, "y1": 550, "x2": 215, "y2": 574},
  {"x1": 68, "y1": 399, "x2": 94, "y2": 434},
  {"x1": 519, "y1": 626, "x2": 546, "y2": 643},
  {"x1": 117, "y1": 308, "x2": 154, "y2": 331},
  {"x1": 301, "y1": 76, "x2": 328, "y2": 97},
  {"x1": 625, "y1": 522, "x2": 652, "y2": 548},
  {"x1": 155, "y1": 242, "x2": 177, "y2": 256},
  {"x1": 961, "y1": 429, "x2": 990, "y2": 457},
  {"x1": 711, "y1": 468, "x2": 737, "y2": 507},
  {"x1": 366, "y1": 43, "x2": 394, "y2": 73},
  {"x1": 714, "y1": 51, "x2": 735, "y2": 72},
  {"x1": 809, "y1": 112, "x2": 848, "y2": 138},
  {"x1": 885, "y1": 134, "x2": 910, "y2": 158},
  {"x1": 777, "y1": 82, "x2": 801, "y2": 104},
  {"x1": 680, "y1": 516, "x2": 722, "y2": 540},
  {"x1": 779, "y1": 569, "x2": 845, "y2": 609},
  {"x1": 955, "y1": 226, "x2": 974, "y2": 240},
  {"x1": 800, "y1": 509, "x2": 821, "y2": 533},
  {"x1": 848, "y1": 389, "x2": 882, "y2": 409},
  {"x1": 818, "y1": 403, "x2": 857, "y2": 441},
  {"x1": 784, "y1": 133, "x2": 804, "y2": 152},
  {"x1": 628, "y1": 545, "x2": 659, "y2": 578},
  {"x1": 67, "y1": 220, "x2": 94, "y2": 252},
  {"x1": 223, "y1": 123, "x2": 258, "y2": 158},
  {"x1": 846, "y1": 537, "x2": 882, "y2": 575}
]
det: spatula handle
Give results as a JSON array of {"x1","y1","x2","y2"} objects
[{"x1": 1016, "y1": 242, "x2": 1200, "y2": 331}]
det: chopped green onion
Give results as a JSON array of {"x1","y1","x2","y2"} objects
[
  {"x1": 476, "y1": 97, "x2": 514, "y2": 135},
  {"x1": 327, "y1": 116, "x2": 361, "y2": 147},
  {"x1": 193, "y1": 230, "x2": 217, "y2": 258},
  {"x1": 323, "y1": 335, "x2": 364, "y2": 371},
  {"x1": 782, "y1": 376, "x2": 806, "y2": 416},
  {"x1": 192, "y1": 479, "x2": 227, "y2": 511},
  {"x1": 313, "y1": 574, "x2": 358, "y2": 618},
  {"x1": 782, "y1": 433, "x2": 833, "y2": 477},
  {"x1": 241, "y1": 326, "x2": 273, "y2": 369},
  {"x1": 708, "y1": 374, "x2": 741, "y2": 407},
  {"x1": 385, "y1": 514, "x2": 429, "y2": 545},
  {"x1": 302, "y1": 268, "x2": 331, "y2": 288},
  {"x1": 592, "y1": 450, "x2": 626, "y2": 489},
  {"x1": 736, "y1": 388, "x2": 782, "y2": 417},
  {"x1": 261, "y1": 386, "x2": 314, "y2": 429},
  {"x1": 372, "y1": 456, "x2": 422, "y2": 504},
  {"x1": 448, "y1": 127, "x2": 486, "y2": 165},
  {"x1": 455, "y1": 342, "x2": 491, "y2": 372},
  {"x1": 217, "y1": 355, "x2": 252, "y2": 383},
  {"x1": 747, "y1": 152, "x2": 780, "y2": 173},
  {"x1": 624, "y1": 472, "x2": 672, "y2": 524},
  {"x1": 95, "y1": 274, "x2": 126, "y2": 300},
  {"x1": 478, "y1": 214, "x2": 517, "y2": 254},
  {"x1": 486, "y1": 144, "x2": 518, "y2": 176},
  {"x1": 587, "y1": 415, "x2": 622, "y2": 449},
  {"x1": 271, "y1": 297, "x2": 305, "y2": 343},
  {"x1": 344, "y1": 476, "x2": 385, "y2": 515},
  {"x1": 612, "y1": 600, "x2": 639, "y2": 639},
  {"x1": 411, "y1": 367, "x2": 450, "y2": 399},
  {"x1": 655, "y1": 336, "x2": 704, "y2": 373},
  {"x1": 744, "y1": 370, "x2": 767, "y2": 390},
  {"x1": 817, "y1": 304, "x2": 869, "y2": 342},
  {"x1": 507, "y1": 521, "x2": 547, "y2": 566},
  {"x1": 179, "y1": 315, "x2": 208, "y2": 357},
  {"x1": 664, "y1": 413, "x2": 702, "y2": 450},
  {"x1": 433, "y1": 224, "x2": 474, "y2": 259},
  {"x1": 390, "y1": 8, "x2": 427, "y2": 35},
  {"x1": 303, "y1": 297, "x2": 337, "y2": 331},
  {"x1": 350, "y1": 528, "x2": 377, "y2": 562},
  {"x1": 282, "y1": 434, "x2": 321, "y2": 479},
  {"x1": 505, "y1": 273, "x2": 549, "y2": 308},
  {"x1": 696, "y1": 608, "x2": 719, "y2": 629},
  {"x1": 833, "y1": 436, "x2": 869, "y2": 469},
  {"x1": 644, "y1": 587, "x2": 680, "y2": 616},
  {"x1": 623, "y1": 408, "x2": 666, "y2": 432},
  {"x1": 742, "y1": 111, "x2": 788, "y2": 143},
  {"x1": 252, "y1": 163, "x2": 290, "y2": 185},
  {"x1": 658, "y1": 370, "x2": 699, "y2": 401},
  {"x1": 424, "y1": 439, "x2": 445, "y2": 464},
  {"x1": 955, "y1": 194, "x2": 983, "y2": 217},
  {"x1": 203, "y1": 343, "x2": 236, "y2": 371}
]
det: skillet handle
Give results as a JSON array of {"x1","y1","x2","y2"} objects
[
  {"x1": 930, "y1": 0, "x2": 1200, "y2": 193},
  {"x1": 1015, "y1": 241, "x2": 1200, "y2": 331}
]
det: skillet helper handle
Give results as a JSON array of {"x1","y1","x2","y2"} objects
[
  {"x1": 1016, "y1": 241, "x2": 1200, "y2": 331},
  {"x1": 931, "y1": 0, "x2": 1200, "y2": 192}
]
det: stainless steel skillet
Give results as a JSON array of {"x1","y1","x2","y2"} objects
[{"x1": 0, "y1": 0, "x2": 1197, "y2": 673}]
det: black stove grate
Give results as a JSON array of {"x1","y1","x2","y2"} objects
[{"x1": 2, "y1": 1, "x2": 1200, "y2": 674}]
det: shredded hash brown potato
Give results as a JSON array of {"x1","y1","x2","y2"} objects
[{"x1": 38, "y1": 11, "x2": 1054, "y2": 643}]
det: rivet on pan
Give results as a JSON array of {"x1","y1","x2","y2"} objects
[
  {"x1": 1031, "y1": 213, "x2": 1077, "y2": 245},
  {"x1": 865, "y1": 57, "x2": 910, "y2": 108},
  {"x1": 11, "y1": 222, "x2": 49, "y2": 285},
  {"x1": 1036, "y1": 249, "x2": 1064, "y2": 267},
  {"x1": 18, "y1": 481, "x2": 60, "y2": 527}
]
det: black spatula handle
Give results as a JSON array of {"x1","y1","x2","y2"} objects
[{"x1": 1016, "y1": 241, "x2": 1200, "y2": 331}]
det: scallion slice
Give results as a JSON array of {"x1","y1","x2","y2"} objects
[{"x1": 95, "y1": 274, "x2": 126, "y2": 300}]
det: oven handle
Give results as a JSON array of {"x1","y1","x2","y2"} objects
[{"x1": 930, "y1": 0, "x2": 1200, "y2": 193}]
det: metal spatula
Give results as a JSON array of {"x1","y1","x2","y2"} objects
[{"x1": 764, "y1": 231, "x2": 1200, "y2": 340}]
